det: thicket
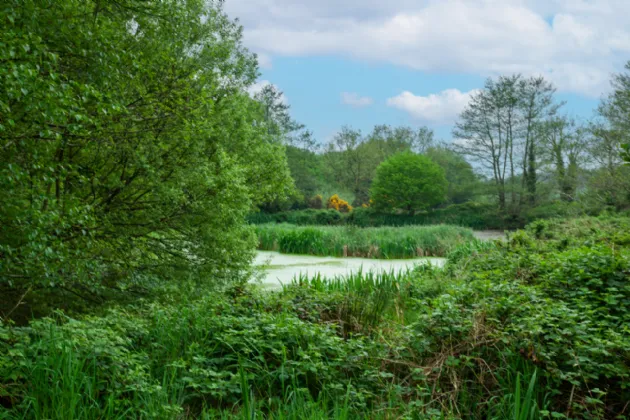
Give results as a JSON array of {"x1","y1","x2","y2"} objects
[
  {"x1": 2, "y1": 217, "x2": 628, "y2": 419},
  {"x1": 255, "y1": 224, "x2": 474, "y2": 258},
  {"x1": 248, "y1": 201, "x2": 600, "y2": 230}
]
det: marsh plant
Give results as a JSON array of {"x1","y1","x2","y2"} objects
[{"x1": 255, "y1": 224, "x2": 475, "y2": 259}]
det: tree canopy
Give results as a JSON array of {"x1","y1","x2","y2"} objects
[
  {"x1": 370, "y1": 152, "x2": 447, "y2": 215},
  {"x1": 0, "y1": 0, "x2": 293, "y2": 306}
]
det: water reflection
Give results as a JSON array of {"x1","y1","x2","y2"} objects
[{"x1": 253, "y1": 251, "x2": 446, "y2": 288}]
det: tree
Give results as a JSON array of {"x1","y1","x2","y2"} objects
[
  {"x1": 323, "y1": 125, "x2": 435, "y2": 206},
  {"x1": 366, "y1": 125, "x2": 435, "y2": 156},
  {"x1": 588, "y1": 61, "x2": 630, "y2": 207},
  {"x1": 285, "y1": 144, "x2": 322, "y2": 201},
  {"x1": 370, "y1": 152, "x2": 447, "y2": 215},
  {"x1": 425, "y1": 147, "x2": 478, "y2": 204},
  {"x1": 324, "y1": 127, "x2": 376, "y2": 206},
  {"x1": 538, "y1": 117, "x2": 588, "y2": 202},
  {"x1": 454, "y1": 75, "x2": 560, "y2": 210},
  {"x1": 253, "y1": 87, "x2": 318, "y2": 210},
  {"x1": 453, "y1": 76, "x2": 519, "y2": 210},
  {"x1": 518, "y1": 76, "x2": 560, "y2": 205},
  {"x1": 587, "y1": 122, "x2": 630, "y2": 207},
  {"x1": 0, "y1": 0, "x2": 293, "y2": 311}
]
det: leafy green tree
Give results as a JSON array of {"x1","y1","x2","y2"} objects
[
  {"x1": 518, "y1": 76, "x2": 560, "y2": 205},
  {"x1": 366, "y1": 125, "x2": 435, "y2": 156},
  {"x1": 324, "y1": 127, "x2": 375, "y2": 206},
  {"x1": 370, "y1": 152, "x2": 447, "y2": 215},
  {"x1": 0, "y1": 0, "x2": 292, "y2": 311},
  {"x1": 251, "y1": 82, "x2": 318, "y2": 210},
  {"x1": 425, "y1": 147, "x2": 477, "y2": 204},
  {"x1": 587, "y1": 61, "x2": 630, "y2": 207},
  {"x1": 454, "y1": 76, "x2": 520, "y2": 210},
  {"x1": 322, "y1": 125, "x2": 435, "y2": 206},
  {"x1": 285, "y1": 144, "x2": 322, "y2": 202},
  {"x1": 538, "y1": 117, "x2": 588, "y2": 202}
]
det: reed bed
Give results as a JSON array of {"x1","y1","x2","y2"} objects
[{"x1": 256, "y1": 223, "x2": 475, "y2": 258}]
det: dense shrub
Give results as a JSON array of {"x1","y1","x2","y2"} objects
[
  {"x1": 308, "y1": 194, "x2": 324, "y2": 209},
  {"x1": 249, "y1": 200, "x2": 609, "y2": 231},
  {"x1": 249, "y1": 202, "x2": 509, "y2": 229},
  {"x1": 2, "y1": 217, "x2": 630, "y2": 418},
  {"x1": 0, "y1": 296, "x2": 385, "y2": 418},
  {"x1": 326, "y1": 194, "x2": 353, "y2": 213}
]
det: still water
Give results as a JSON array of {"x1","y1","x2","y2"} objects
[{"x1": 253, "y1": 251, "x2": 446, "y2": 289}]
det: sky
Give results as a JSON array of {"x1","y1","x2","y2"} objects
[{"x1": 224, "y1": 0, "x2": 630, "y2": 143}]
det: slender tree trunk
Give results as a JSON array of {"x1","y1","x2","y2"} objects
[
  {"x1": 527, "y1": 137, "x2": 536, "y2": 204},
  {"x1": 521, "y1": 142, "x2": 528, "y2": 206},
  {"x1": 498, "y1": 183, "x2": 506, "y2": 209},
  {"x1": 565, "y1": 157, "x2": 577, "y2": 202},
  {"x1": 553, "y1": 145, "x2": 571, "y2": 202}
]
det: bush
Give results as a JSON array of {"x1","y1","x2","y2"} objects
[
  {"x1": 326, "y1": 194, "x2": 353, "y2": 213},
  {"x1": 308, "y1": 194, "x2": 324, "y2": 209},
  {"x1": 0, "y1": 293, "x2": 386, "y2": 418},
  {"x1": 248, "y1": 202, "x2": 509, "y2": 229},
  {"x1": 2, "y1": 217, "x2": 630, "y2": 418}
]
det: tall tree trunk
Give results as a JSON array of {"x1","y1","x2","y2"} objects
[
  {"x1": 520, "y1": 143, "x2": 528, "y2": 206},
  {"x1": 527, "y1": 137, "x2": 536, "y2": 204},
  {"x1": 564, "y1": 156, "x2": 578, "y2": 202},
  {"x1": 497, "y1": 178, "x2": 506, "y2": 210}
]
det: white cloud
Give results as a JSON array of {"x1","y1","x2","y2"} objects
[
  {"x1": 387, "y1": 89, "x2": 478, "y2": 124},
  {"x1": 340, "y1": 92, "x2": 374, "y2": 107},
  {"x1": 256, "y1": 52, "x2": 273, "y2": 69},
  {"x1": 224, "y1": 0, "x2": 630, "y2": 97},
  {"x1": 246, "y1": 80, "x2": 288, "y2": 104}
]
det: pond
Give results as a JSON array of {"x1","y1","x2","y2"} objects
[{"x1": 253, "y1": 251, "x2": 446, "y2": 289}]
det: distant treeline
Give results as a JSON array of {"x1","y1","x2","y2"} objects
[
  {"x1": 256, "y1": 68, "x2": 630, "y2": 221},
  {"x1": 249, "y1": 201, "x2": 612, "y2": 230}
]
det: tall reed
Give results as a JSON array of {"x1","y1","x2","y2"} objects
[{"x1": 256, "y1": 224, "x2": 475, "y2": 259}]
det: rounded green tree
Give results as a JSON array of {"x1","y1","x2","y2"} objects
[{"x1": 370, "y1": 152, "x2": 448, "y2": 215}]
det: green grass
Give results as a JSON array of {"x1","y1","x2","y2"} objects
[{"x1": 256, "y1": 223, "x2": 475, "y2": 258}]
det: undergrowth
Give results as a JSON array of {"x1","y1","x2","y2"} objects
[{"x1": 1, "y1": 216, "x2": 629, "y2": 419}]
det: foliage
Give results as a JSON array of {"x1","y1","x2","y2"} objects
[
  {"x1": 255, "y1": 223, "x2": 474, "y2": 258},
  {"x1": 326, "y1": 194, "x2": 353, "y2": 213},
  {"x1": 308, "y1": 194, "x2": 324, "y2": 209},
  {"x1": 538, "y1": 117, "x2": 589, "y2": 202},
  {"x1": 454, "y1": 75, "x2": 560, "y2": 209},
  {"x1": 347, "y1": 203, "x2": 510, "y2": 229},
  {"x1": 3, "y1": 0, "x2": 630, "y2": 418},
  {"x1": 285, "y1": 145, "x2": 322, "y2": 203},
  {"x1": 250, "y1": 202, "x2": 512, "y2": 229},
  {"x1": 3, "y1": 217, "x2": 629, "y2": 419},
  {"x1": 425, "y1": 146, "x2": 479, "y2": 204},
  {"x1": 0, "y1": 0, "x2": 293, "y2": 315},
  {"x1": 371, "y1": 152, "x2": 448, "y2": 214},
  {"x1": 268, "y1": 65, "x2": 630, "y2": 228},
  {"x1": 322, "y1": 125, "x2": 435, "y2": 206}
]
